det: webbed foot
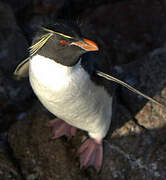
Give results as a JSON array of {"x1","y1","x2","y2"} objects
[
  {"x1": 78, "y1": 138, "x2": 103, "y2": 172},
  {"x1": 49, "y1": 118, "x2": 77, "y2": 140}
]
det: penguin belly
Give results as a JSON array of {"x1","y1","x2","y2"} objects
[{"x1": 29, "y1": 54, "x2": 113, "y2": 139}]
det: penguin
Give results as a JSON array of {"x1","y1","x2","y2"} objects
[
  {"x1": 14, "y1": 20, "x2": 165, "y2": 172},
  {"x1": 14, "y1": 21, "x2": 115, "y2": 171}
]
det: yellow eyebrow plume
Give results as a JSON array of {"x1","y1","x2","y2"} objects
[
  {"x1": 29, "y1": 32, "x2": 53, "y2": 56},
  {"x1": 41, "y1": 27, "x2": 54, "y2": 33},
  {"x1": 54, "y1": 32, "x2": 73, "y2": 39},
  {"x1": 41, "y1": 27, "x2": 73, "y2": 39}
]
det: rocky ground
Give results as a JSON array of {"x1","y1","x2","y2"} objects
[{"x1": 0, "y1": 0, "x2": 166, "y2": 179}]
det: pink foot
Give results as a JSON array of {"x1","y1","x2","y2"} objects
[
  {"x1": 48, "y1": 118, "x2": 77, "y2": 140},
  {"x1": 78, "y1": 138, "x2": 103, "y2": 172}
]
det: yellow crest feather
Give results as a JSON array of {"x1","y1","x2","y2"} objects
[{"x1": 29, "y1": 32, "x2": 53, "y2": 56}]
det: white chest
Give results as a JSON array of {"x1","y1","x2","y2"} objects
[
  {"x1": 29, "y1": 54, "x2": 91, "y2": 103},
  {"x1": 29, "y1": 54, "x2": 112, "y2": 139}
]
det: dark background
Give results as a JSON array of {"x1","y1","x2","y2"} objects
[{"x1": 0, "y1": 0, "x2": 166, "y2": 179}]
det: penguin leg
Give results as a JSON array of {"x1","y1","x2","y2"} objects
[
  {"x1": 78, "y1": 138, "x2": 103, "y2": 172},
  {"x1": 49, "y1": 118, "x2": 77, "y2": 140}
]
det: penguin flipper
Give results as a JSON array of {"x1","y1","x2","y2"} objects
[{"x1": 13, "y1": 57, "x2": 30, "y2": 80}]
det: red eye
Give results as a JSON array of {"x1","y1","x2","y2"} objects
[{"x1": 60, "y1": 40, "x2": 67, "y2": 45}]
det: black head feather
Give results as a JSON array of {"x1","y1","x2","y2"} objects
[{"x1": 32, "y1": 21, "x2": 89, "y2": 66}]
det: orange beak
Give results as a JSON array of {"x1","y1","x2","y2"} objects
[{"x1": 70, "y1": 38, "x2": 99, "y2": 51}]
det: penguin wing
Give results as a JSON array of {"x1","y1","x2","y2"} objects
[
  {"x1": 81, "y1": 51, "x2": 114, "y2": 96},
  {"x1": 14, "y1": 57, "x2": 30, "y2": 80}
]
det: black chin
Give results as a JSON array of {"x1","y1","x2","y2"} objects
[{"x1": 56, "y1": 46, "x2": 85, "y2": 66}]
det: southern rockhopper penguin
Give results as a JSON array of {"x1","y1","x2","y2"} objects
[{"x1": 14, "y1": 21, "x2": 114, "y2": 171}]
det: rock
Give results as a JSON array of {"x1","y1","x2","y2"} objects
[
  {"x1": 0, "y1": 2, "x2": 33, "y2": 106},
  {"x1": 119, "y1": 47, "x2": 166, "y2": 115},
  {"x1": 2, "y1": 0, "x2": 31, "y2": 12},
  {"x1": 18, "y1": 0, "x2": 67, "y2": 41},
  {"x1": 3, "y1": 0, "x2": 166, "y2": 179},
  {"x1": 33, "y1": 0, "x2": 66, "y2": 16},
  {"x1": 81, "y1": 0, "x2": 166, "y2": 65},
  {"x1": 0, "y1": 1, "x2": 29, "y2": 74},
  {"x1": 8, "y1": 103, "x2": 87, "y2": 180},
  {"x1": 0, "y1": 152, "x2": 21, "y2": 180},
  {"x1": 0, "y1": 132, "x2": 21, "y2": 180},
  {"x1": 0, "y1": 1, "x2": 33, "y2": 139}
]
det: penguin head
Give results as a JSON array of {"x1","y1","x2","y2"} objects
[{"x1": 33, "y1": 22, "x2": 99, "y2": 66}]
